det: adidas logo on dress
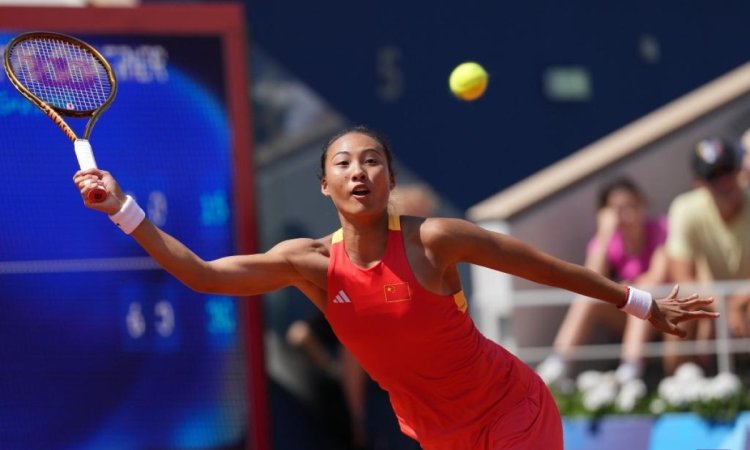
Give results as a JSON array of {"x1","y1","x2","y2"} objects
[{"x1": 333, "y1": 290, "x2": 351, "y2": 303}]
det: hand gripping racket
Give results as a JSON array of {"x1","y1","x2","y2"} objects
[{"x1": 3, "y1": 31, "x2": 117, "y2": 203}]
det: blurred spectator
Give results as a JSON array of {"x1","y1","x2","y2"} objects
[
  {"x1": 390, "y1": 183, "x2": 439, "y2": 217},
  {"x1": 272, "y1": 220, "x2": 355, "y2": 450},
  {"x1": 286, "y1": 312, "x2": 358, "y2": 449},
  {"x1": 665, "y1": 137, "x2": 750, "y2": 373},
  {"x1": 536, "y1": 177, "x2": 669, "y2": 385}
]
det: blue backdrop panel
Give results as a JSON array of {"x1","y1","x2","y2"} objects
[{"x1": 0, "y1": 33, "x2": 247, "y2": 449}]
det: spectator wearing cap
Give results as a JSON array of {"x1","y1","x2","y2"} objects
[{"x1": 665, "y1": 136, "x2": 750, "y2": 373}]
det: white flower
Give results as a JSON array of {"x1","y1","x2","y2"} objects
[
  {"x1": 657, "y1": 376, "x2": 677, "y2": 401},
  {"x1": 576, "y1": 370, "x2": 602, "y2": 393},
  {"x1": 577, "y1": 370, "x2": 617, "y2": 393},
  {"x1": 616, "y1": 379, "x2": 647, "y2": 412},
  {"x1": 536, "y1": 355, "x2": 567, "y2": 386},
  {"x1": 674, "y1": 362, "x2": 704, "y2": 382},
  {"x1": 682, "y1": 379, "x2": 706, "y2": 404},
  {"x1": 658, "y1": 374, "x2": 706, "y2": 407},
  {"x1": 701, "y1": 372, "x2": 741, "y2": 402},
  {"x1": 658, "y1": 376, "x2": 687, "y2": 407},
  {"x1": 583, "y1": 382, "x2": 618, "y2": 411}
]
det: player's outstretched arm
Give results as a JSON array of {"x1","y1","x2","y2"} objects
[
  {"x1": 73, "y1": 168, "x2": 305, "y2": 296},
  {"x1": 422, "y1": 217, "x2": 718, "y2": 337}
]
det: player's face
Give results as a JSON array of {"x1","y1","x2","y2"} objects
[{"x1": 321, "y1": 132, "x2": 394, "y2": 216}]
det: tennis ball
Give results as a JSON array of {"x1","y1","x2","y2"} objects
[{"x1": 449, "y1": 62, "x2": 488, "y2": 101}]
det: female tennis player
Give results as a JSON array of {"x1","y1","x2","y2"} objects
[{"x1": 74, "y1": 126, "x2": 717, "y2": 449}]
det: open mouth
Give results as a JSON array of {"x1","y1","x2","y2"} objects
[{"x1": 351, "y1": 186, "x2": 370, "y2": 197}]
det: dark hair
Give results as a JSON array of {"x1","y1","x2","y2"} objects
[
  {"x1": 318, "y1": 125, "x2": 395, "y2": 180},
  {"x1": 597, "y1": 177, "x2": 644, "y2": 209}
]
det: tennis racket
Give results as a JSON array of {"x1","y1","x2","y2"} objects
[{"x1": 3, "y1": 31, "x2": 117, "y2": 203}]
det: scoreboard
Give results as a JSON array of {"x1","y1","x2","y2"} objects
[{"x1": 0, "y1": 5, "x2": 266, "y2": 450}]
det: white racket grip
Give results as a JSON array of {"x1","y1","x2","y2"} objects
[
  {"x1": 74, "y1": 139, "x2": 107, "y2": 203},
  {"x1": 74, "y1": 139, "x2": 98, "y2": 170}
]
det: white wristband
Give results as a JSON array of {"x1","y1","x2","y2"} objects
[
  {"x1": 620, "y1": 286, "x2": 653, "y2": 320},
  {"x1": 109, "y1": 195, "x2": 145, "y2": 235}
]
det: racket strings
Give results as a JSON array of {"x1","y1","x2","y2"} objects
[{"x1": 9, "y1": 38, "x2": 112, "y2": 113}]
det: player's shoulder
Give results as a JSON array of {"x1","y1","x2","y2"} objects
[
  {"x1": 401, "y1": 215, "x2": 479, "y2": 246},
  {"x1": 269, "y1": 235, "x2": 331, "y2": 258}
]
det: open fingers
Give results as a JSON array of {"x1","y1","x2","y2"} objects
[
  {"x1": 677, "y1": 296, "x2": 714, "y2": 310},
  {"x1": 675, "y1": 293, "x2": 701, "y2": 303},
  {"x1": 671, "y1": 310, "x2": 720, "y2": 324}
]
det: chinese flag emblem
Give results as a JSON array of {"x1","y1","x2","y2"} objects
[{"x1": 384, "y1": 282, "x2": 411, "y2": 303}]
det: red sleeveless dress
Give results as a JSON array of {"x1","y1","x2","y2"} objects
[{"x1": 324, "y1": 216, "x2": 562, "y2": 449}]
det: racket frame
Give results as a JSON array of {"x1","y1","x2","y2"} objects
[
  {"x1": 3, "y1": 31, "x2": 118, "y2": 141},
  {"x1": 3, "y1": 31, "x2": 117, "y2": 203}
]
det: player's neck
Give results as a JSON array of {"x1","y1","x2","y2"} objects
[{"x1": 339, "y1": 213, "x2": 390, "y2": 268}]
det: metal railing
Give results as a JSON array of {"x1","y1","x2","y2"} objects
[{"x1": 511, "y1": 280, "x2": 750, "y2": 374}]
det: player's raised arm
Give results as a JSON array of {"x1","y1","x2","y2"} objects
[
  {"x1": 421, "y1": 217, "x2": 718, "y2": 337},
  {"x1": 132, "y1": 224, "x2": 311, "y2": 296},
  {"x1": 73, "y1": 168, "x2": 306, "y2": 296}
]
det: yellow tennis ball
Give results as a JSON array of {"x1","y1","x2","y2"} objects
[{"x1": 449, "y1": 62, "x2": 488, "y2": 101}]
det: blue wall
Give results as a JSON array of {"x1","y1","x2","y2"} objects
[{"x1": 246, "y1": 1, "x2": 750, "y2": 209}]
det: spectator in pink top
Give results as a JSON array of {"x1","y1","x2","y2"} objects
[
  {"x1": 591, "y1": 211, "x2": 667, "y2": 283},
  {"x1": 537, "y1": 177, "x2": 669, "y2": 385}
]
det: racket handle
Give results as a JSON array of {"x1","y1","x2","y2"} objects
[
  {"x1": 88, "y1": 187, "x2": 108, "y2": 203},
  {"x1": 74, "y1": 139, "x2": 108, "y2": 203}
]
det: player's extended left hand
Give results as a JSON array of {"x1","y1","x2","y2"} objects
[
  {"x1": 648, "y1": 284, "x2": 718, "y2": 338},
  {"x1": 72, "y1": 168, "x2": 127, "y2": 215}
]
